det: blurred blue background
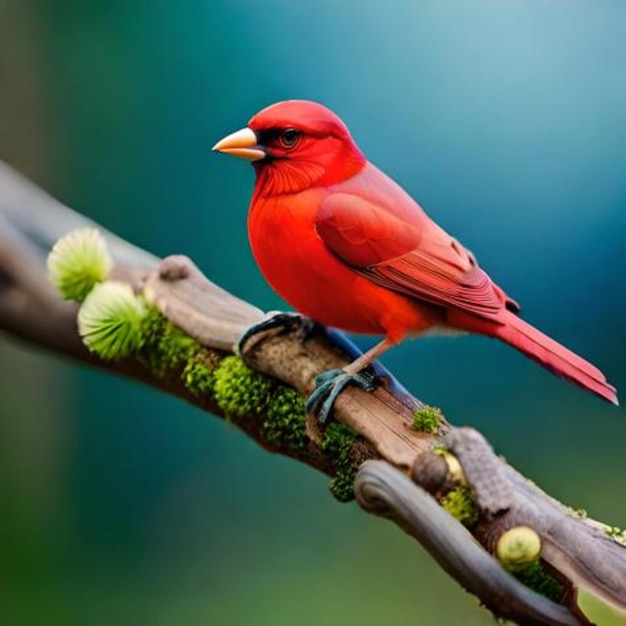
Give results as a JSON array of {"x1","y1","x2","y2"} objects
[{"x1": 1, "y1": 1, "x2": 625, "y2": 624}]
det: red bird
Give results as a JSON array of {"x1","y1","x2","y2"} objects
[{"x1": 213, "y1": 100, "x2": 618, "y2": 411}]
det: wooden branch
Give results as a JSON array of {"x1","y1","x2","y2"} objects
[
  {"x1": 355, "y1": 461, "x2": 582, "y2": 626},
  {"x1": 1, "y1": 161, "x2": 624, "y2": 626}
]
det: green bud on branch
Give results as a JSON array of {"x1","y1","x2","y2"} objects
[{"x1": 47, "y1": 228, "x2": 113, "y2": 301}]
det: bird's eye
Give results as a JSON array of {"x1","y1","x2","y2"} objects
[{"x1": 279, "y1": 128, "x2": 301, "y2": 149}]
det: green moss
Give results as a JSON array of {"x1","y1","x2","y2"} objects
[
  {"x1": 263, "y1": 387, "x2": 308, "y2": 451},
  {"x1": 605, "y1": 526, "x2": 626, "y2": 546},
  {"x1": 212, "y1": 356, "x2": 276, "y2": 418},
  {"x1": 141, "y1": 305, "x2": 168, "y2": 345},
  {"x1": 432, "y1": 443, "x2": 449, "y2": 456},
  {"x1": 606, "y1": 525, "x2": 623, "y2": 538},
  {"x1": 140, "y1": 308, "x2": 201, "y2": 376},
  {"x1": 327, "y1": 474, "x2": 355, "y2": 503},
  {"x1": 441, "y1": 485, "x2": 478, "y2": 528},
  {"x1": 511, "y1": 561, "x2": 564, "y2": 604},
  {"x1": 412, "y1": 405, "x2": 443, "y2": 434},
  {"x1": 321, "y1": 423, "x2": 357, "y2": 456},
  {"x1": 321, "y1": 423, "x2": 359, "y2": 502},
  {"x1": 212, "y1": 357, "x2": 307, "y2": 442},
  {"x1": 161, "y1": 324, "x2": 199, "y2": 366},
  {"x1": 183, "y1": 351, "x2": 222, "y2": 396},
  {"x1": 139, "y1": 307, "x2": 169, "y2": 375}
]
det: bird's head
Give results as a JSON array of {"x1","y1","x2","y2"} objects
[{"x1": 213, "y1": 100, "x2": 366, "y2": 196}]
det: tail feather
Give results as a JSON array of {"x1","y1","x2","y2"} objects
[{"x1": 494, "y1": 312, "x2": 618, "y2": 405}]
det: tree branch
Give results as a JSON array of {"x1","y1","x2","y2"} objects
[{"x1": 0, "y1": 161, "x2": 624, "y2": 626}]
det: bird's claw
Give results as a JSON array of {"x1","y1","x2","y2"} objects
[
  {"x1": 306, "y1": 368, "x2": 379, "y2": 424},
  {"x1": 238, "y1": 311, "x2": 318, "y2": 353},
  {"x1": 295, "y1": 316, "x2": 320, "y2": 343}
]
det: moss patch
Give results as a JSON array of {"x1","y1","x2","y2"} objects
[
  {"x1": 212, "y1": 356, "x2": 275, "y2": 418},
  {"x1": 183, "y1": 351, "x2": 222, "y2": 396},
  {"x1": 321, "y1": 423, "x2": 360, "y2": 502},
  {"x1": 412, "y1": 405, "x2": 443, "y2": 434},
  {"x1": 511, "y1": 561, "x2": 564, "y2": 604},
  {"x1": 140, "y1": 309, "x2": 200, "y2": 376},
  {"x1": 263, "y1": 387, "x2": 307, "y2": 451},
  {"x1": 432, "y1": 443, "x2": 448, "y2": 456},
  {"x1": 441, "y1": 485, "x2": 478, "y2": 528},
  {"x1": 605, "y1": 525, "x2": 626, "y2": 546}
]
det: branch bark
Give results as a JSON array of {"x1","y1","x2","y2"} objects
[{"x1": 0, "y1": 161, "x2": 624, "y2": 626}]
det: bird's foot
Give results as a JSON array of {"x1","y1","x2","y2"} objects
[
  {"x1": 238, "y1": 311, "x2": 319, "y2": 353},
  {"x1": 294, "y1": 315, "x2": 320, "y2": 343},
  {"x1": 306, "y1": 367, "x2": 379, "y2": 424}
]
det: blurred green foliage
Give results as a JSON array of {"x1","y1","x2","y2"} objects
[{"x1": 1, "y1": 1, "x2": 625, "y2": 624}]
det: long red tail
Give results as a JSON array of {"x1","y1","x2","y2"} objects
[{"x1": 493, "y1": 312, "x2": 618, "y2": 405}]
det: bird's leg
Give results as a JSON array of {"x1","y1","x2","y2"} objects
[
  {"x1": 306, "y1": 338, "x2": 396, "y2": 423},
  {"x1": 342, "y1": 338, "x2": 395, "y2": 375}
]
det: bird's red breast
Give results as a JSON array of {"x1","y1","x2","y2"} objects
[{"x1": 248, "y1": 162, "x2": 446, "y2": 341}]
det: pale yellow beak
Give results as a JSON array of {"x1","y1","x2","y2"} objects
[{"x1": 212, "y1": 127, "x2": 265, "y2": 161}]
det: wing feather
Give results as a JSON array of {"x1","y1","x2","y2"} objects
[{"x1": 316, "y1": 191, "x2": 516, "y2": 322}]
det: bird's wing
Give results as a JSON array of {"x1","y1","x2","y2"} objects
[{"x1": 316, "y1": 191, "x2": 517, "y2": 322}]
